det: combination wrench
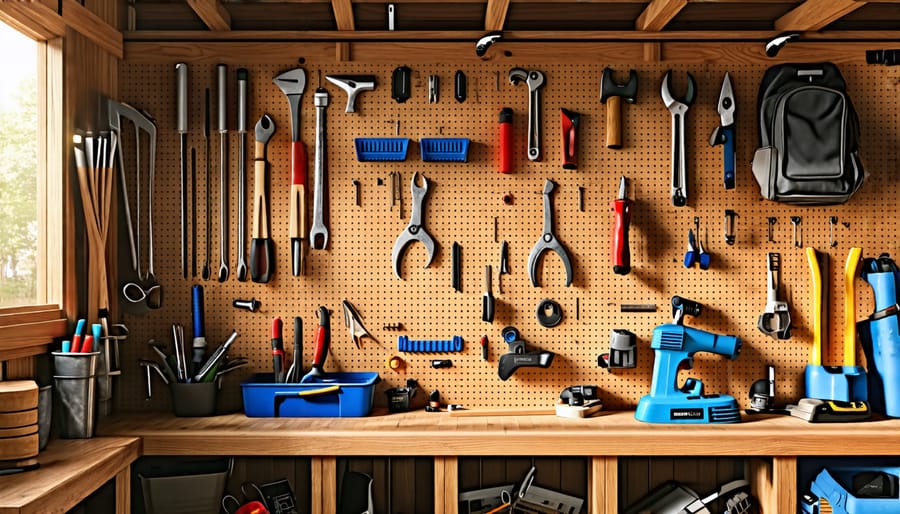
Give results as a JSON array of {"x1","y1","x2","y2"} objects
[
  {"x1": 309, "y1": 86, "x2": 329, "y2": 250},
  {"x1": 661, "y1": 70, "x2": 696, "y2": 207},
  {"x1": 217, "y1": 63, "x2": 229, "y2": 282},
  {"x1": 235, "y1": 68, "x2": 249, "y2": 281},
  {"x1": 509, "y1": 68, "x2": 545, "y2": 162}
]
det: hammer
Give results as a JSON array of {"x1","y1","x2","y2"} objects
[{"x1": 600, "y1": 68, "x2": 638, "y2": 149}]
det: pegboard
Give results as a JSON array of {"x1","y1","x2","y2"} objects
[{"x1": 113, "y1": 59, "x2": 900, "y2": 413}]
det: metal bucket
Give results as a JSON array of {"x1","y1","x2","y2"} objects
[
  {"x1": 37, "y1": 385, "x2": 52, "y2": 450},
  {"x1": 52, "y1": 352, "x2": 98, "y2": 439}
]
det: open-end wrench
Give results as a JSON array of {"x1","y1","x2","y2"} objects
[
  {"x1": 392, "y1": 172, "x2": 436, "y2": 279},
  {"x1": 217, "y1": 64, "x2": 229, "y2": 282},
  {"x1": 309, "y1": 87, "x2": 329, "y2": 250},
  {"x1": 661, "y1": 70, "x2": 696, "y2": 207},
  {"x1": 528, "y1": 179, "x2": 573, "y2": 287},
  {"x1": 235, "y1": 68, "x2": 249, "y2": 281},
  {"x1": 509, "y1": 68, "x2": 544, "y2": 162}
]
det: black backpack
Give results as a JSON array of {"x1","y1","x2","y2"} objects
[{"x1": 751, "y1": 63, "x2": 864, "y2": 204}]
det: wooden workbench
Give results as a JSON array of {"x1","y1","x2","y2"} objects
[{"x1": 0, "y1": 437, "x2": 140, "y2": 514}]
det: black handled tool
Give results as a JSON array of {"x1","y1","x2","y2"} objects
[{"x1": 482, "y1": 265, "x2": 494, "y2": 323}]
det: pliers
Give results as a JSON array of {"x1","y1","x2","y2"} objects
[
  {"x1": 392, "y1": 172, "x2": 437, "y2": 279},
  {"x1": 528, "y1": 179, "x2": 573, "y2": 287},
  {"x1": 342, "y1": 300, "x2": 376, "y2": 349},
  {"x1": 660, "y1": 70, "x2": 696, "y2": 207},
  {"x1": 684, "y1": 217, "x2": 711, "y2": 270},
  {"x1": 710, "y1": 72, "x2": 736, "y2": 190}
]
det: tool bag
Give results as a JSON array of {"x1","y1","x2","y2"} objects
[{"x1": 751, "y1": 62, "x2": 864, "y2": 204}]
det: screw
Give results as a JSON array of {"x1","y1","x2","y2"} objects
[
  {"x1": 232, "y1": 298, "x2": 261, "y2": 312},
  {"x1": 790, "y1": 216, "x2": 802, "y2": 247}
]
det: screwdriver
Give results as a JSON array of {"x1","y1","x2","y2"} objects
[
  {"x1": 272, "y1": 317, "x2": 285, "y2": 383},
  {"x1": 611, "y1": 176, "x2": 632, "y2": 275}
]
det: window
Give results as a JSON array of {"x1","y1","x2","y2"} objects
[{"x1": 0, "y1": 21, "x2": 39, "y2": 308}]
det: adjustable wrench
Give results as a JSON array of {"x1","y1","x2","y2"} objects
[
  {"x1": 309, "y1": 87, "x2": 329, "y2": 250},
  {"x1": 660, "y1": 70, "x2": 696, "y2": 207},
  {"x1": 236, "y1": 69, "x2": 249, "y2": 281},
  {"x1": 509, "y1": 68, "x2": 545, "y2": 162},
  {"x1": 527, "y1": 179, "x2": 573, "y2": 287},
  {"x1": 216, "y1": 63, "x2": 229, "y2": 282}
]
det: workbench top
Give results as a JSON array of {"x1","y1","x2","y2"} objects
[
  {"x1": 98, "y1": 410, "x2": 900, "y2": 457},
  {"x1": 0, "y1": 437, "x2": 139, "y2": 514}
]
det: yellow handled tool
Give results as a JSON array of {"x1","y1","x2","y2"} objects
[
  {"x1": 844, "y1": 247, "x2": 862, "y2": 367},
  {"x1": 806, "y1": 248, "x2": 823, "y2": 367}
]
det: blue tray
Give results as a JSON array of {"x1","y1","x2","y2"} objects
[
  {"x1": 241, "y1": 372, "x2": 380, "y2": 417},
  {"x1": 355, "y1": 138, "x2": 410, "y2": 161},
  {"x1": 419, "y1": 138, "x2": 470, "y2": 162}
]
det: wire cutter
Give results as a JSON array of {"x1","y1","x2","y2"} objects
[
  {"x1": 392, "y1": 172, "x2": 437, "y2": 279},
  {"x1": 660, "y1": 70, "x2": 696, "y2": 207},
  {"x1": 710, "y1": 72, "x2": 736, "y2": 190},
  {"x1": 342, "y1": 300, "x2": 376, "y2": 348}
]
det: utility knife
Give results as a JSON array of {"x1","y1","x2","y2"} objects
[{"x1": 710, "y1": 72, "x2": 736, "y2": 190}]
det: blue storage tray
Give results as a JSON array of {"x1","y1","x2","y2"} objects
[
  {"x1": 419, "y1": 138, "x2": 470, "y2": 162},
  {"x1": 355, "y1": 138, "x2": 410, "y2": 161},
  {"x1": 241, "y1": 372, "x2": 380, "y2": 418}
]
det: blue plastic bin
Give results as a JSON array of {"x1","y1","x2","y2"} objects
[
  {"x1": 802, "y1": 466, "x2": 900, "y2": 514},
  {"x1": 241, "y1": 372, "x2": 379, "y2": 417}
]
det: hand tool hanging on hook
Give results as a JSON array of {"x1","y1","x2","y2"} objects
[
  {"x1": 309, "y1": 85, "x2": 329, "y2": 250},
  {"x1": 509, "y1": 68, "x2": 545, "y2": 161},
  {"x1": 560, "y1": 108, "x2": 580, "y2": 169},
  {"x1": 600, "y1": 68, "x2": 638, "y2": 150},
  {"x1": 710, "y1": 72, "x2": 736, "y2": 190},
  {"x1": 325, "y1": 75, "x2": 375, "y2": 113},
  {"x1": 758, "y1": 252, "x2": 792, "y2": 339},
  {"x1": 611, "y1": 176, "x2": 632, "y2": 275},
  {"x1": 392, "y1": 172, "x2": 437, "y2": 279},
  {"x1": 250, "y1": 114, "x2": 275, "y2": 283},
  {"x1": 201, "y1": 88, "x2": 211, "y2": 280},
  {"x1": 274, "y1": 68, "x2": 308, "y2": 275},
  {"x1": 176, "y1": 63, "x2": 189, "y2": 279},
  {"x1": 235, "y1": 68, "x2": 249, "y2": 282},
  {"x1": 661, "y1": 70, "x2": 696, "y2": 207},
  {"x1": 528, "y1": 179, "x2": 573, "y2": 287},
  {"x1": 301, "y1": 307, "x2": 331, "y2": 382},
  {"x1": 216, "y1": 63, "x2": 229, "y2": 282},
  {"x1": 342, "y1": 300, "x2": 376, "y2": 348}
]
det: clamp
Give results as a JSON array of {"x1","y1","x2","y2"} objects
[
  {"x1": 660, "y1": 70, "x2": 696, "y2": 207},
  {"x1": 392, "y1": 172, "x2": 437, "y2": 279},
  {"x1": 509, "y1": 68, "x2": 545, "y2": 161},
  {"x1": 528, "y1": 179, "x2": 573, "y2": 287}
]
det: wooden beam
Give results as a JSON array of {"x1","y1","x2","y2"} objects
[
  {"x1": 775, "y1": 0, "x2": 866, "y2": 31},
  {"x1": 485, "y1": 0, "x2": 510, "y2": 30},
  {"x1": 0, "y1": 0, "x2": 122, "y2": 58},
  {"x1": 331, "y1": 0, "x2": 355, "y2": 30},
  {"x1": 0, "y1": 2, "x2": 65, "y2": 40},
  {"x1": 186, "y1": 0, "x2": 232, "y2": 31},
  {"x1": 635, "y1": 0, "x2": 688, "y2": 31}
]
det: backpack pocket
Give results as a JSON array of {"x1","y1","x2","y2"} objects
[{"x1": 775, "y1": 85, "x2": 848, "y2": 183}]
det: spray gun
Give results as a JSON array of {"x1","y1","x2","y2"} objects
[
  {"x1": 635, "y1": 296, "x2": 743, "y2": 424},
  {"x1": 497, "y1": 326, "x2": 555, "y2": 380}
]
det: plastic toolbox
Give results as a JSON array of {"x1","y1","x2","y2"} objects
[
  {"x1": 801, "y1": 466, "x2": 900, "y2": 514},
  {"x1": 241, "y1": 372, "x2": 380, "y2": 417}
]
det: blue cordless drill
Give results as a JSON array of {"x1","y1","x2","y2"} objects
[{"x1": 635, "y1": 296, "x2": 742, "y2": 424}]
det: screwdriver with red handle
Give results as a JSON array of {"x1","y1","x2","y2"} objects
[
  {"x1": 271, "y1": 317, "x2": 285, "y2": 383},
  {"x1": 611, "y1": 176, "x2": 632, "y2": 275},
  {"x1": 301, "y1": 306, "x2": 330, "y2": 382}
]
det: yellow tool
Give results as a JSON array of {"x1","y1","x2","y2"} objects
[
  {"x1": 806, "y1": 247, "x2": 824, "y2": 367},
  {"x1": 844, "y1": 247, "x2": 862, "y2": 366}
]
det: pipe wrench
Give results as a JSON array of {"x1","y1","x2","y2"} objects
[
  {"x1": 509, "y1": 68, "x2": 545, "y2": 162},
  {"x1": 758, "y1": 252, "x2": 792, "y2": 339},
  {"x1": 660, "y1": 70, "x2": 695, "y2": 207}
]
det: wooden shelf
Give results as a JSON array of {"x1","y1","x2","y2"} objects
[
  {"x1": 0, "y1": 437, "x2": 140, "y2": 514},
  {"x1": 99, "y1": 410, "x2": 900, "y2": 457}
]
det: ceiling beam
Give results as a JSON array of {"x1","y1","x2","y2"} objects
[
  {"x1": 186, "y1": 0, "x2": 232, "y2": 31},
  {"x1": 635, "y1": 0, "x2": 688, "y2": 31},
  {"x1": 775, "y1": 0, "x2": 866, "y2": 31},
  {"x1": 331, "y1": 0, "x2": 355, "y2": 30},
  {"x1": 485, "y1": 0, "x2": 511, "y2": 30}
]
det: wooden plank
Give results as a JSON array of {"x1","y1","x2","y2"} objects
[
  {"x1": 0, "y1": 344, "x2": 50, "y2": 363},
  {"x1": 434, "y1": 456, "x2": 446, "y2": 514},
  {"x1": 448, "y1": 406, "x2": 555, "y2": 416},
  {"x1": 749, "y1": 458, "x2": 774, "y2": 514},
  {"x1": 58, "y1": 0, "x2": 123, "y2": 58},
  {"x1": 775, "y1": 0, "x2": 867, "y2": 30},
  {"x1": 0, "y1": 2, "x2": 65, "y2": 39},
  {"x1": 635, "y1": 0, "x2": 688, "y2": 31},
  {"x1": 331, "y1": 0, "x2": 355, "y2": 30},
  {"x1": 485, "y1": 0, "x2": 511, "y2": 30},
  {"x1": 3, "y1": 357, "x2": 34, "y2": 380},
  {"x1": 590, "y1": 456, "x2": 617, "y2": 514},
  {"x1": 0, "y1": 319, "x2": 67, "y2": 351},
  {"x1": 0, "y1": 437, "x2": 139, "y2": 514},
  {"x1": 115, "y1": 465, "x2": 130, "y2": 514},
  {"x1": 335, "y1": 41, "x2": 351, "y2": 61},
  {"x1": 773, "y1": 456, "x2": 797, "y2": 514},
  {"x1": 311, "y1": 457, "x2": 323, "y2": 514},
  {"x1": 186, "y1": 0, "x2": 232, "y2": 31},
  {"x1": 443, "y1": 456, "x2": 458, "y2": 514},
  {"x1": 322, "y1": 456, "x2": 337, "y2": 514},
  {"x1": 0, "y1": 308, "x2": 63, "y2": 325}
]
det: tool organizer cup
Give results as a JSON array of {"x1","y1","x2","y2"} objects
[{"x1": 52, "y1": 352, "x2": 99, "y2": 439}]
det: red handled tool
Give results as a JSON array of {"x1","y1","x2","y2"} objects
[
  {"x1": 274, "y1": 68, "x2": 308, "y2": 276},
  {"x1": 271, "y1": 317, "x2": 285, "y2": 383},
  {"x1": 560, "y1": 109, "x2": 580, "y2": 170},
  {"x1": 301, "y1": 306, "x2": 330, "y2": 382},
  {"x1": 611, "y1": 176, "x2": 632, "y2": 275},
  {"x1": 498, "y1": 108, "x2": 512, "y2": 173}
]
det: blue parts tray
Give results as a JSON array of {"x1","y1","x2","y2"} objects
[
  {"x1": 419, "y1": 138, "x2": 470, "y2": 162},
  {"x1": 398, "y1": 335, "x2": 463, "y2": 353},
  {"x1": 355, "y1": 138, "x2": 410, "y2": 161}
]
